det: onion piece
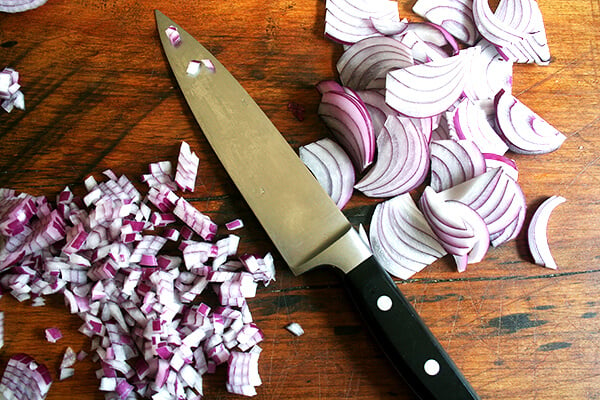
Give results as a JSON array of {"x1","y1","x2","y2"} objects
[
  {"x1": 324, "y1": 0, "x2": 400, "y2": 45},
  {"x1": 402, "y1": 22, "x2": 461, "y2": 58},
  {"x1": 175, "y1": 141, "x2": 200, "y2": 192},
  {"x1": 429, "y1": 139, "x2": 486, "y2": 192},
  {"x1": 285, "y1": 322, "x2": 305, "y2": 336},
  {"x1": 45, "y1": 327, "x2": 63, "y2": 343},
  {"x1": 0, "y1": 67, "x2": 25, "y2": 112},
  {"x1": 385, "y1": 47, "x2": 475, "y2": 118},
  {"x1": 0, "y1": 354, "x2": 52, "y2": 400},
  {"x1": 450, "y1": 97, "x2": 509, "y2": 155},
  {"x1": 412, "y1": 0, "x2": 480, "y2": 45},
  {"x1": 419, "y1": 186, "x2": 490, "y2": 271},
  {"x1": 483, "y1": 152, "x2": 518, "y2": 181},
  {"x1": 370, "y1": 193, "x2": 447, "y2": 279},
  {"x1": 437, "y1": 167, "x2": 526, "y2": 247},
  {"x1": 494, "y1": 89, "x2": 566, "y2": 155},
  {"x1": 463, "y1": 39, "x2": 513, "y2": 101},
  {"x1": 165, "y1": 25, "x2": 182, "y2": 47},
  {"x1": 472, "y1": 0, "x2": 550, "y2": 65},
  {"x1": 318, "y1": 87, "x2": 375, "y2": 172},
  {"x1": 337, "y1": 36, "x2": 413, "y2": 90},
  {"x1": 370, "y1": 16, "x2": 408, "y2": 36},
  {"x1": 527, "y1": 195, "x2": 566, "y2": 269},
  {"x1": 355, "y1": 115, "x2": 430, "y2": 197},
  {"x1": 299, "y1": 138, "x2": 355, "y2": 209}
]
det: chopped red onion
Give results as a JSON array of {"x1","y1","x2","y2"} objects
[
  {"x1": 175, "y1": 141, "x2": 199, "y2": 192},
  {"x1": 165, "y1": 25, "x2": 182, "y2": 47},
  {"x1": 412, "y1": 0, "x2": 480, "y2": 45},
  {"x1": 44, "y1": 327, "x2": 63, "y2": 343},
  {"x1": 527, "y1": 195, "x2": 566, "y2": 269},
  {"x1": 0, "y1": 354, "x2": 52, "y2": 400},
  {"x1": 429, "y1": 139, "x2": 486, "y2": 192},
  {"x1": 0, "y1": 67, "x2": 25, "y2": 112},
  {"x1": 285, "y1": 322, "x2": 305, "y2": 336},
  {"x1": 225, "y1": 219, "x2": 244, "y2": 231}
]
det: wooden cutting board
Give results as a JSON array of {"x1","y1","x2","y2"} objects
[{"x1": 0, "y1": 1, "x2": 599, "y2": 399}]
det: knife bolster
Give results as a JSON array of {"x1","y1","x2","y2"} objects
[{"x1": 293, "y1": 227, "x2": 371, "y2": 275}]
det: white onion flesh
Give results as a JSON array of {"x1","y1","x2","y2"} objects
[
  {"x1": 463, "y1": 39, "x2": 513, "y2": 101},
  {"x1": 527, "y1": 195, "x2": 566, "y2": 269}
]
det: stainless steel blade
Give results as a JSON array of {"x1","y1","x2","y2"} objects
[{"x1": 155, "y1": 10, "x2": 371, "y2": 274}]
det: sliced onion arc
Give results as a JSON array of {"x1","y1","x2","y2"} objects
[
  {"x1": 355, "y1": 116, "x2": 430, "y2": 198},
  {"x1": 318, "y1": 87, "x2": 375, "y2": 172},
  {"x1": 495, "y1": 89, "x2": 566, "y2": 155},
  {"x1": 0, "y1": 0, "x2": 46, "y2": 13},
  {"x1": 370, "y1": 193, "x2": 447, "y2": 279},
  {"x1": 385, "y1": 48, "x2": 474, "y2": 118},
  {"x1": 412, "y1": 0, "x2": 480, "y2": 45},
  {"x1": 527, "y1": 195, "x2": 566, "y2": 269},
  {"x1": 337, "y1": 36, "x2": 413, "y2": 91},
  {"x1": 299, "y1": 138, "x2": 355, "y2": 209},
  {"x1": 429, "y1": 139, "x2": 486, "y2": 192}
]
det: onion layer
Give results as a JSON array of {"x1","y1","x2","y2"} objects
[
  {"x1": 412, "y1": 0, "x2": 480, "y2": 45},
  {"x1": 0, "y1": 0, "x2": 47, "y2": 13},
  {"x1": 369, "y1": 193, "x2": 447, "y2": 279},
  {"x1": 527, "y1": 195, "x2": 566, "y2": 269}
]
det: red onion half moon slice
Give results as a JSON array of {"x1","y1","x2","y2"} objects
[
  {"x1": 385, "y1": 48, "x2": 474, "y2": 118},
  {"x1": 495, "y1": 89, "x2": 566, "y2": 155},
  {"x1": 299, "y1": 138, "x2": 356, "y2": 209},
  {"x1": 370, "y1": 193, "x2": 447, "y2": 279},
  {"x1": 527, "y1": 195, "x2": 566, "y2": 270},
  {"x1": 337, "y1": 36, "x2": 413, "y2": 90},
  {"x1": 355, "y1": 115, "x2": 430, "y2": 197},
  {"x1": 430, "y1": 139, "x2": 486, "y2": 192},
  {"x1": 412, "y1": 0, "x2": 480, "y2": 45}
]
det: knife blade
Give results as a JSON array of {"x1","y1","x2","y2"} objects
[{"x1": 155, "y1": 10, "x2": 480, "y2": 400}]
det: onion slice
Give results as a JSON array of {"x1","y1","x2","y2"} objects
[
  {"x1": 299, "y1": 138, "x2": 355, "y2": 209},
  {"x1": 495, "y1": 89, "x2": 566, "y2": 154},
  {"x1": 463, "y1": 39, "x2": 513, "y2": 101},
  {"x1": 337, "y1": 36, "x2": 413, "y2": 91},
  {"x1": 472, "y1": 0, "x2": 550, "y2": 64},
  {"x1": 324, "y1": 0, "x2": 400, "y2": 45},
  {"x1": 419, "y1": 187, "x2": 490, "y2": 271},
  {"x1": 370, "y1": 193, "x2": 447, "y2": 279},
  {"x1": 318, "y1": 87, "x2": 375, "y2": 172},
  {"x1": 385, "y1": 47, "x2": 475, "y2": 118},
  {"x1": 412, "y1": 0, "x2": 480, "y2": 45},
  {"x1": 355, "y1": 116, "x2": 430, "y2": 198},
  {"x1": 527, "y1": 195, "x2": 566, "y2": 269},
  {"x1": 429, "y1": 139, "x2": 486, "y2": 192},
  {"x1": 0, "y1": 354, "x2": 52, "y2": 400}
]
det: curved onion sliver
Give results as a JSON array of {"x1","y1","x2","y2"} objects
[
  {"x1": 355, "y1": 116, "x2": 429, "y2": 197},
  {"x1": 324, "y1": 0, "x2": 400, "y2": 45},
  {"x1": 370, "y1": 193, "x2": 447, "y2": 279},
  {"x1": 472, "y1": 0, "x2": 550, "y2": 64},
  {"x1": 412, "y1": 0, "x2": 480, "y2": 45},
  {"x1": 385, "y1": 47, "x2": 475, "y2": 118},
  {"x1": 495, "y1": 89, "x2": 566, "y2": 155},
  {"x1": 451, "y1": 97, "x2": 509, "y2": 155},
  {"x1": 299, "y1": 138, "x2": 355, "y2": 209},
  {"x1": 483, "y1": 153, "x2": 518, "y2": 181},
  {"x1": 419, "y1": 186, "x2": 489, "y2": 272},
  {"x1": 527, "y1": 195, "x2": 566, "y2": 269},
  {"x1": 318, "y1": 88, "x2": 375, "y2": 172},
  {"x1": 337, "y1": 36, "x2": 413, "y2": 90},
  {"x1": 430, "y1": 139, "x2": 486, "y2": 192}
]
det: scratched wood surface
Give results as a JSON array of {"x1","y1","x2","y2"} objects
[{"x1": 0, "y1": 0, "x2": 599, "y2": 399}]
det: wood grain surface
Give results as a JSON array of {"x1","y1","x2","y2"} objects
[{"x1": 0, "y1": 1, "x2": 599, "y2": 399}]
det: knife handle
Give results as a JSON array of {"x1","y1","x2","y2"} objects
[{"x1": 342, "y1": 255, "x2": 480, "y2": 400}]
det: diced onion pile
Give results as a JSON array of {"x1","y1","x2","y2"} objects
[
  {"x1": 0, "y1": 141, "x2": 275, "y2": 399},
  {"x1": 299, "y1": 0, "x2": 566, "y2": 278},
  {"x1": 0, "y1": 67, "x2": 25, "y2": 113}
]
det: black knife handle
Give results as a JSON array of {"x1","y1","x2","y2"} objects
[{"x1": 342, "y1": 255, "x2": 480, "y2": 400}]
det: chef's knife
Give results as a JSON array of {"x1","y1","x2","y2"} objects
[{"x1": 155, "y1": 10, "x2": 479, "y2": 400}]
